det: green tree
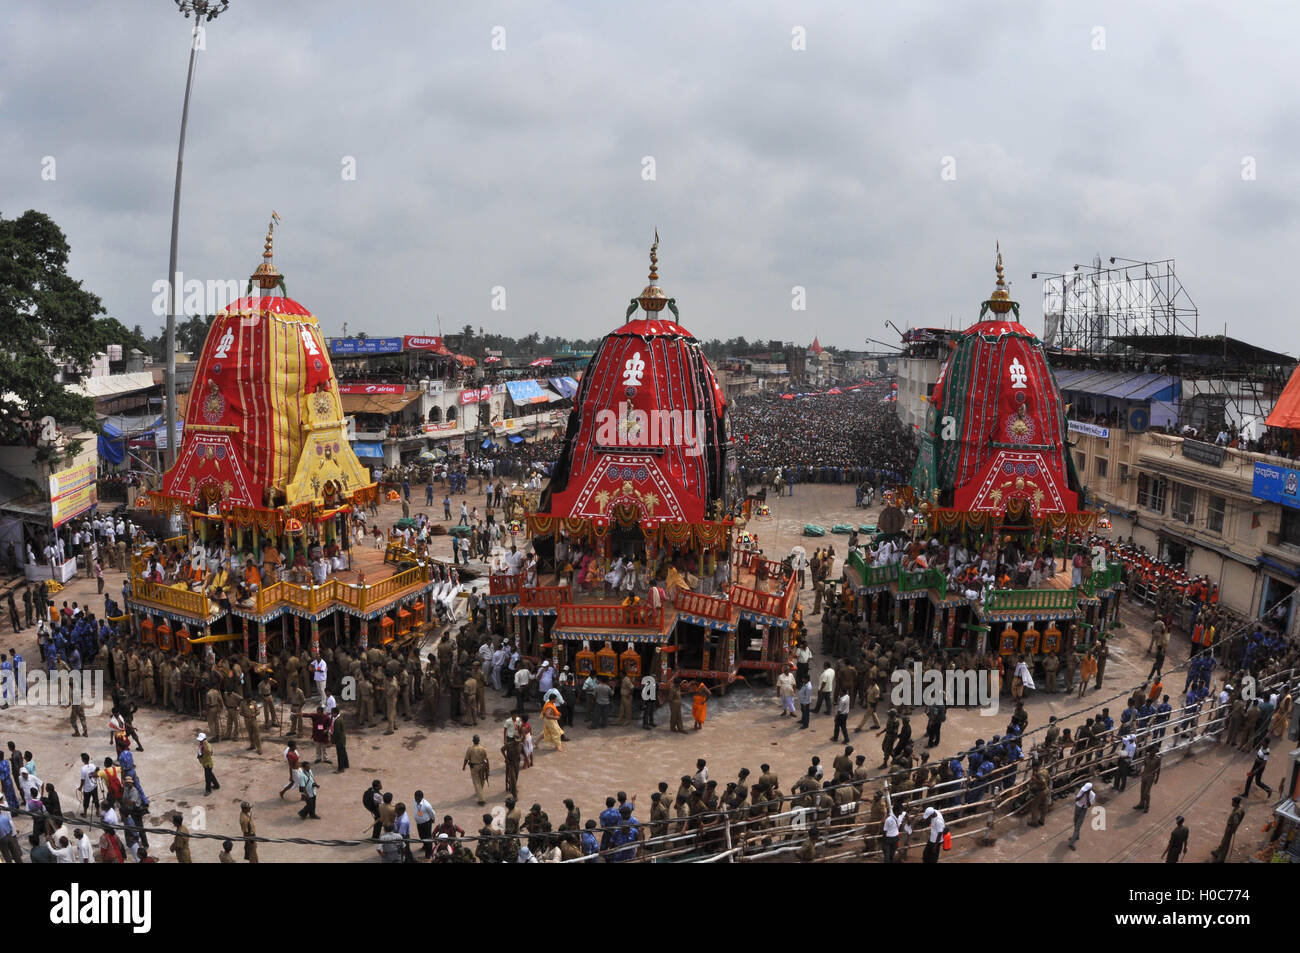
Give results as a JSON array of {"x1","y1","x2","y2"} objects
[
  {"x1": 176, "y1": 313, "x2": 215, "y2": 356},
  {"x1": 94, "y1": 316, "x2": 149, "y2": 355},
  {"x1": 0, "y1": 210, "x2": 107, "y2": 456}
]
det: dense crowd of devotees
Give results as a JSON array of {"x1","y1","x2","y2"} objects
[
  {"x1": 730, "y1": 391, "x2": 916, "y2": 492},
  {"x1": 0, "y1": 533, "x2": 1295, "y2": 863}
]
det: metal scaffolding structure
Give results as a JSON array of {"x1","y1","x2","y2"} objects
[
  {"x1": 1034, "y1": 255, "x2": 1294, "y2": 440},
  {"x1": 1038, "y1": 256, "x2": 1198, "y2": 352}
]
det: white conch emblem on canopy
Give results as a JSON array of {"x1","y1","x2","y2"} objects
[
  {"x1": 1008, "y1": 357, "x2": 1027, "y2": 389},
  {"x1": 213, "y1": 328, "x2": 235, "y2": 360},
  {"x1": 623, "y1": 351, "x2": 646, "y2": 387}
]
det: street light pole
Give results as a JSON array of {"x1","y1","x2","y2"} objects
[{"x1": 164, "y1": 0, "x2": 230, "y2": 469}]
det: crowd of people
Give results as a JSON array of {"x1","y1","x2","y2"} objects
[
  {"x1": 1, "y1": 526, "x2": 1297, "y2": 863},
  {"x1": 729, "y1": 390, "x2": 916, "y2": 490}
]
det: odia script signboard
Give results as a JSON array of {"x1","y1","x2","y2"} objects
[{"x1": 49, "y1": 461, "x2": 98, "y2": 527}]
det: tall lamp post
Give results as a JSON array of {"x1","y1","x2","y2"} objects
[{"x1": 164, "y1": 0, "x2": 230, "y2": 468}]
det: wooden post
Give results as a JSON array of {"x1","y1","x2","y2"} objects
[
  {"x1": 310, "y1": 617, "x2": 320, "y2": 655},
  {"x1": 257, "y1": 620, "x2": 267, "y2": 666},
  {"x1": 359, "y1": 615, "x2": 369, "y2": 652},
  {"x1": 293, "y1": 615, "x2": 300, "y2": 654},
  {"x1": 241, "y1": 616, "x2": 249, "y2": 658}
]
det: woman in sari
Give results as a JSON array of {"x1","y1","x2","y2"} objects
[{"x1": 542, "y1": 697, "x2": 564, "y2": 752}]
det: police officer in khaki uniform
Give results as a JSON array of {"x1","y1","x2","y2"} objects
[
  {"x1": 1136, "y1": 749, "x2": 1161, "y2": 812},
  {"x1": 1027, "y1": 761, "x2": 1049, "y2": 826},
  {"x1": 463, "y1": 735, "x2": 489, "y2": 805},
  {"x1": 157, "y1": 658, "x2": 170, "y2": 708},
  {"x1": 223, "y1": 689, "x2": 242, "y2": 741},
  {"x1": 461, "y1": 673, "x2": 479, "y2": 727},
  {"x1": 127, "y1": 651, "x2": 141, "y2": 696},
  {"x1": 258, "y1": 675, "x2": 276, "y2": 729},
  {"x1": 1211, "y1": 796, "x2": 1246, "y2": 862},
  {"x1": 358, "y1": 673, "x2": 375, "y2": 727},
  {"x1": 168, "y1": 813, "x2": 192, "y2": 863},
  {"x1": 141, "y1": 656, "x2": 156, "y2": 706},
  {"x1": 1094, "y1": 639, "x2": 1109, "y2": 690},
  {"x1": 205, "y1": 686, "x2": 223, "y2": 741},
  {"x1": 474, "y1": 661, "x2": 487, "y2": 718},
  {"x1": 112, "y1": 645, "x2": 127, "y2": 690},
  {"x1": 168, "y1": 662, "x2": 182, "y2": 713},
  {"x1": 668, "y1": 681, "x2": 684, "y2": 732},
  {"x1": 617, "y1": 673, "x2": 634, "y2": 725},
  {"x1": 880, "y1": 709, "x2": 899, "y2": 768},
  {"x1": 239, "y1": 801, "x2": 258, "y2": 863},
  {"x1": 383, "y1": 675, "x2": 399, "y2": 734},
  {"x1": 501, "y1": 735, "x2": 521, "y2": 798},
  {"x1": 241, "y1": 697, "x2": 263, "y2": 755},
  {"x1": 1042, "y1": 652, "x2": 1060, "y2": 693},
  {"x1": 287, "y1": 684, "x2": 306, "y2": 737},
  {"x1": 397, "y1": 666, "x2": 411, "y2": 720}
]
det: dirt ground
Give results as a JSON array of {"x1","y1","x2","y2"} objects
[{"x1": 2, "y1": 483, "x2": 1286, "y2": 863}]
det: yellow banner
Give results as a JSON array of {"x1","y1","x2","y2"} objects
[
  {"x1": 49, "y1": 461, "x2": 95, "y2": 501},
  {"x1": 51, "y1": 482, "x2": 97, "y2": 527}
]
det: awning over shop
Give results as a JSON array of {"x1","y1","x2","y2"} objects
[
  {"x1": 340, "y1": 391, "x2": 422, "y2": 415},
  {"x1": 351, "y1": 441, "x2": 384, "y2": 458}
]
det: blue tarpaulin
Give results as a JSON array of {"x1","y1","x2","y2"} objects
[
  {"x1": 505, "y1": 380, "x2": 548, "y2": 405},
  {"x1": 98, "y1": 420, "x2": 126, "y2": 465},
  {"x1": 351, "y1": 441, "x2": 384, "y2": 458},
  {"x1": 482, "y1": 438, "x2": 496, "y2": 450},
  {"x1": 548, "y1": 376, "x2": 579, "y2": 399},
  {"x1": 508, "y1": 435, "x2": 524, "y2": 444}
]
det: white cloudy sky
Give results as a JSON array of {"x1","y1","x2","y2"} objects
[{"x1": 3, "y1": 0, "x2": 1298, "y2": 353}]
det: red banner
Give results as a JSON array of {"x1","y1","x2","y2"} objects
[
  {"x1": 338, "y1": 383, "x2": 406, "y2": 394},
  {"x1": 460, "y1": 386, "x2": 492, "y2": 405},
  {"x1": 403, "y1": 335, "x2": 444, "y2": 351}
]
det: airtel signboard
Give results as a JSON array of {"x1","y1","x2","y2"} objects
[
  {"x1": 338, "y1": 383, "x2": 406, "y2": 394},
  {"x1": 403, "y1": 335, "x2": 444, "y2": 351}
]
